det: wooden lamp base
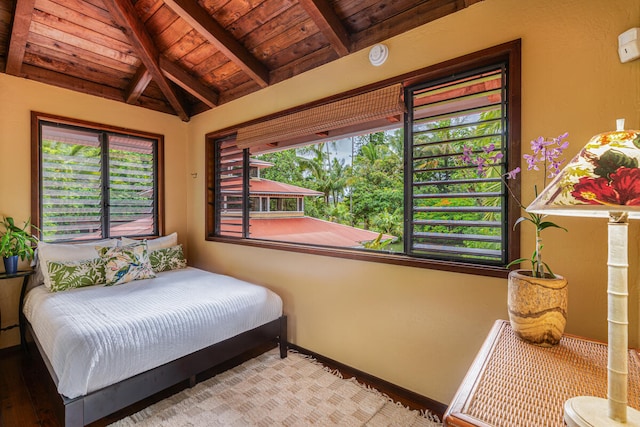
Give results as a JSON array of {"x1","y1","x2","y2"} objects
[{"x1": 565, "y1": 397, "x2": 640, "y2": 427}]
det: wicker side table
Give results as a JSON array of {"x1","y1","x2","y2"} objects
[{"x1": 444, "y1": 320, "x2": 640, "y2": 427}]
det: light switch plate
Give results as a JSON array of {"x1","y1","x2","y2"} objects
[{"x1": 618, "y1": 27, "x2": 640, "y2": 63}]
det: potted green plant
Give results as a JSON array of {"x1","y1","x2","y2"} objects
[{"x1": 0, "y1": 216, "x2": 38, "y2": 275}]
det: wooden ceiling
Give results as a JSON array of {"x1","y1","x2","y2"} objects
[{"x1": 0, "y1": 0, "x2": 482, "y2": 121}]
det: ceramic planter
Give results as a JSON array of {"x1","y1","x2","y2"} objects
[
  {"x1": 3, "y1": 255, "x2": 18, "y2": 275},
  {"x1": 507, "y1": 269, "x2": 568, "y2": 347}
]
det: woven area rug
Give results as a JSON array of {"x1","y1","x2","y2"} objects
[{"x1": 110, "y1": 349, "x2": 442, "y2": 426}]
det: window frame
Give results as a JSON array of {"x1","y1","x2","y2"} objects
[
  {"x1": 31, "y1": 111, "x2": 165, "y2": 242},
  {"x1": 205, "y1": 40, "x2": 521, "y2": 278}
]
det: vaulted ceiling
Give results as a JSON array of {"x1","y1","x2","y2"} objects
[{"x1": 0, "y1": 0, "x2": 482, "y2": 121}]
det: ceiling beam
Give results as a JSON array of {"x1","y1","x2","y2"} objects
[
  {"x1": 20, "y1": 64, "x2": 176, "y2": 115},
  {"x1": 352, "y1": 0, "x2": 470, "y2": 52},
  {"x1": 297, "y1": 0, "x2": 350, "y2": 57},
  {"x1": 163, "y1": 0, "x2": 270, "y2": 88},
  {"x1": 270, "y1": 45, "x2": 339, "y2": 86},
  {"x1": 103, "y1": 0, "x2": 190, "y2": 121},
  {"x1": 5, "y1": 0, "x2": 36, "y2": 76},
  {"x1": 159, "y1": 56, "x2": 219, "y2": 108},
  {"x1": 125, "y1": 65, "x2": 152, "y2": 104}
]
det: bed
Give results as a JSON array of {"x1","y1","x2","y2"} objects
[{"x1": 19, "y1": 236, "x2": 287, "y2": 427}]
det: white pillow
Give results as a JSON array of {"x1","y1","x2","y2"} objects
[
  {"x1": 37, "y1": 239, "x2": 118, "y2": 290},
  {"x1": 121, "y1": 232, "x2": 178, "y2": 252}
]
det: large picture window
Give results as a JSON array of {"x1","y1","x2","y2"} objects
[
  {"x1": 206, "y1": 42, "x2": 520, "y2": 276},
  {"x1": 212, "y1": 128, "x2": 403, "y2": 249},
  {"x1": 32, "y1": 113, "x2": 164, "y2": 243}
]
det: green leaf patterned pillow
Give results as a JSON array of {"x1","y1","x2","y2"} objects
[
  {"x1": 47, "y1": 258, "x2": 106, "y2": 292},
  {"x1": 99, "y1": 242, "x2": 156, "y2": 286},
  {"x1": 149, "y1": 244, "x2": 187, "y2": 272}
]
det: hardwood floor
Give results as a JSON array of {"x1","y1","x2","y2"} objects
[
  {"x1": 0, "y1": 342, "x2": 277, "y2": 427},
  {"x1": 1, "y1": 346, "x2": 40, "y2": 426},
  {"x1": 1, "y1": 344, "x2": 185, "y2": 426},
  {"x1": 1, "y1": 343, "x2": 446, "y2": 426}
]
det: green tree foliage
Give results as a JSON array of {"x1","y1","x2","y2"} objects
[
  {"x1": 349, "y1": 130, "x2": 404, "y2": 233},
  {"x1": 371, "y1": 209, "x2": 403, "y2": 237},
  {"x1": 252, "y1": 129, "x2": 405, "y2": 248},
  {"x1": 409, "y1": 108, "x2": 505, "y2": 257},
  {"x1": 249, "y1": 94, "x2": 507, "y2": 258},
  {"x1": 41, "y1": 140, "x2": 103, "y2": 237},
  {"x1": 361, "y1": 232, "x2": 393, "y2": 250},
  {"x1": 256, "y1": 150, "x2": 305, "y2": 186},
  {"x1": 41, "y1": 138, "x2": 155, "y2": 240},
  {"x1": 297, "y1": 143, "x2": 348, "y2": 207}
]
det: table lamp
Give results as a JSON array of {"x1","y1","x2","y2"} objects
[{"x1": 527, "y1": 119, "x2": 640, "y2": 426}]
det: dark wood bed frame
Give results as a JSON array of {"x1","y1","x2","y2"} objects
[{"x1": 23, "y1": 312, "x2": 287, "y2": 427}]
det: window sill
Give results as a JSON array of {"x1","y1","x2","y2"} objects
[{"x1": 206, "y1": 235, "x2": 510, "y2": 279}]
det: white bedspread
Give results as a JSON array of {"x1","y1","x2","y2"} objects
[{"x1": 22, "y1": 267, "x2": 283, "y2": 399}]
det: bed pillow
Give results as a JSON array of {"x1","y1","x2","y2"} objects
[
  {"x1": 99, "y1": 242, "x2": 155, "y2": 286},
  {"x1": 149, "y1": 244, "x2": 187, "y2": 272},
  {"x1": 47, "y1": 258, "x2": 106, "y2": 292},
  {"x1": 120, "y1": 232, "x2": 178, "y2": 252},
  {"x1": 37, "y1": 239, "x2": 118, "y2": 290}
]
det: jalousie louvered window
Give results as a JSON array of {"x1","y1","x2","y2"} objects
[
  {"x1": 407, "y1": 65, "x2": 510, "y2": 265},
  {"x1": 37, "y1": 118, "x2": 162, "y2": 242}
]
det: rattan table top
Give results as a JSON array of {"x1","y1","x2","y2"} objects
[{"x1": 444, "y1": 320, "x2": 640, "y2": 427}]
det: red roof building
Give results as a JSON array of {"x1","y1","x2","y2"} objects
[
  {"x1": 248, "y1": 216, "x2": 394, "y2": 247},
  {"x1": 222, "y1": 161, "x2": 395, "y2": 248}
]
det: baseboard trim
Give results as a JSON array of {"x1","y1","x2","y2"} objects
[{"x1": 287, "y1": 342, "x2": 448, "y2": 419}]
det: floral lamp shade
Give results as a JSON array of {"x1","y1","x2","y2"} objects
[{"x1": 527, "y1": 120, "x2": 640, "y2": 218}]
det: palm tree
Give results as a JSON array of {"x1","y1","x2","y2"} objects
[
  {"x1": 297, "y1": 143, "x2": 348, "y2": 208},
  {"x1": 297, "y1": 144, "x2": 331, "y2": 203},
  {"x1": 359, "y1": 142, "x2": 382, "y2": 163},
  {"x1": 328, "y1": 157, "x2": 347, "y2": 207}
]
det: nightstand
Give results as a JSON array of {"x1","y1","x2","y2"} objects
[
  {"x1": 0, "y1": 270, "x2": 34, "y2": 348},
  {"x1": 444, "y1": 320, "x2": 640, "y2": 427}
]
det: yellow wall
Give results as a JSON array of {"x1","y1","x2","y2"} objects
[
  {"x1": 0, "y1": 0, "x2": 638, "y2": 408},
  {"x1": 0, "y1": 75, "x2": 189, "y2": 348},
  {"x1": 187, "y1": 0, "x2": 640, "y2": 404}
]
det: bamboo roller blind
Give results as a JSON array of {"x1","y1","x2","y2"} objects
[{"x1": 236, "y1": 84, "x2": 406, "y2": 149}]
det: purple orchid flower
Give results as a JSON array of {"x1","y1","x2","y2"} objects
[
  {"x1": 461, "y1": 145, "x2": 473, "y2": 163},
  {"x1": 460, "y1": 133, "x2": 569, "y2": 278},
  {"x1": 523, "y1": 154, "x2": 538, "y2": 171},
  {"x1": 505, "y1": 167, "x2": 521, "y2": 180}
]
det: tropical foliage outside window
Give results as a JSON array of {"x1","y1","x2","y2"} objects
[
  {"x1": 33, "y1": 114, "x2": 163, "y2": 243},
  {"x1": 255, "y1": 129, "x2": 404, "y2": 250}
]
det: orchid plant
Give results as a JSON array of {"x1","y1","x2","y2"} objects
[{"x1": 463, "y1": 133, "x2": 570, "y2": 278}]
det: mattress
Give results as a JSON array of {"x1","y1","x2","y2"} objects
[{"x1": 22, "y1": 267, "x2": 283, "y2": 399}]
